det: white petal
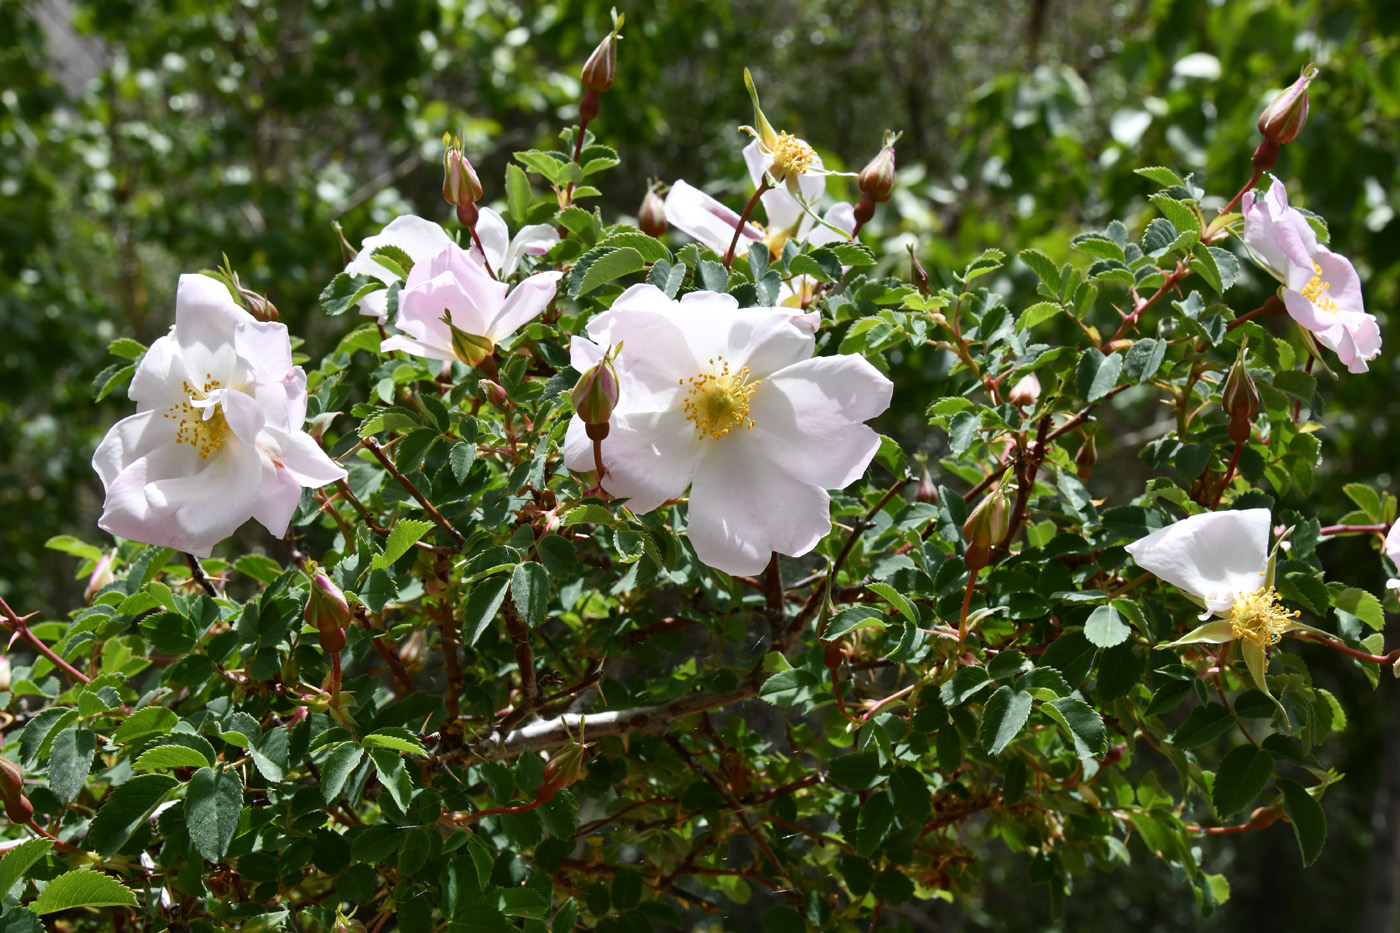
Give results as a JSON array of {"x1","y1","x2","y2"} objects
[
  {"x1": 672, "y1": 304, "x2": 819, "y2": 379},
  {"x1": 1387, "y1": 521, "x2": 1400, "y2": 567},
  {"x1": 173, "y1": 274, "x2": 247, "y2": 381},
  {"x1": 472, "y1": 207, "x2": 510, "y2": 273},
  {"x1": 260, "y1": 426, "x2": 347, "y2": 487},
  {"x1": 251, "y1": 457, "x2": 304, "y2": 540},
  {"x1": 350, "y1": 215, "x2": 455, "y2": 319},
  {"x1": 147, "y1": 441, "x2": 266, "y2": 554},
  {"x1": 686, "y1": 437, "x2": 833, "y2": 575},
  {"x1": 663, "y1": 180, "x2": 763, "y2": 256},
  {"x1": 215, "y1": 388, "x2": 267, "y2": 447},
  {"x1": 748, "y1": 354, "x2": 893, "y2": 489},
  {"x1": 234, "y1": 320, "x2": 293, "y2": 384},
  {"x1": 1124, "y1": 508, "x2": 1272, "y2": 602},
  {"x1": 127, "y1": 332, "x2": 190, "y2": 411},
  {"x1": 381, "y1": 333, "x2": 457, "y2": 362},
  {"x1": 503, "y1": 224, "x2": 561, "y2": 277},
  {"x1": 804, "y1": 201, "x2": 857, "y2": 249},
  {"x1": 569, "y1": 407, "x2": 701, "y2": 514}
]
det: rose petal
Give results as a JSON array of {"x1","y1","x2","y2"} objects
[{"x1": 1124, "y1": 508, "x2": 1272, "y2": 603}]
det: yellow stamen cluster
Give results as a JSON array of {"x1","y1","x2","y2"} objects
[
  {"x1": 681, "y1": 356, "x2": 759, "y2": 439},
  {"x1": 770, "y1": 132, "x2": 816, "y2": 184},
  {"x1": 1301, "y1": 261, "x2": 1339, "y2": 314},
  {"x1": 164, "y1": 375, "x2": 228, "y2": 459},
  {"x1": 1229, "y1": 586, "x2": 1298, "y2": 649}
]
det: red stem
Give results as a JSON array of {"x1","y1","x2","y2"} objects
[
  {"x1": 0, "y1": 596, "x2": 91, "y2": 684},
  {"x1": 1319, "y1": 523, "x2": 1389, "y2": 536},
  {"x1": 723, "y1": 182, "x2": 771, "y2": 268}
]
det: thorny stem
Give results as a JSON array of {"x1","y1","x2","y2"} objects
[
  {"x1": 454, "y1": 797, "x2": 543, "y2": 823},
  {"x1": 467, "y1": 224, "x2": 497, "y2": 280},
  {"x1": 362, "y1": 437, "x2": 466, "y2": 546},
  {"x1": 1218, "y1": 166, "x2": 1265, "y2": 218},
  {"x1": 563, "y1": 116, "x2": 591, "y2": 206},
  {"x1": 591, "y1": 436, "x2": 612, "y2": 503},
  {"x1": 1294, "y1": 631, "x2": 1400, "y2": 668},
  {"x1": 432, "y1": 601, "x2": 463, "y2": 732},
  {"x1": 496, "y1": 594, "x2": 539, "y2": 732},
  {"x1": 1105, "y1": 261, "x2": 1189, "y2": 347},
  {"x1": 958, "y1": 568, "x2": 979, "y2": 649},
  {"x1": 994, "y1": 414, "x2": 1052, "y2": 558},
  {"x1": 1226, "y1": 294, "x2": 1286, "y2": 332},
  {"x1": 0, "y1": 595, "x2": 91, "y2": 684},
  {"x1": 723, "y1": 181, "x2": 771, "y2": 268},
  {"x1": 185, "y1": 553, "x2": 220, "y2": 598},
  {"x1": 1212, "y1": 441, "x2": 1244, "y2": 509},
  {"x1": 333, "y1": 479, "x2": 459, "y2": 554}
]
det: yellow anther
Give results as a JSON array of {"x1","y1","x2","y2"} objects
[
  {"x1": 1301, "y1": 261, "x2": 1339, "y2": 314},
  {"x1": 1229, "y1": 586, "x2": 1298, "y2": 650},
  {"x1": 165, "y1": 377, "x2": 229, "y2": 459},
  {"x1": 769, "y1": 132, "x2": 816, "y2": 185},
  {"x1": 681, "y1": 356, "x2": 759, "y2": 439}
]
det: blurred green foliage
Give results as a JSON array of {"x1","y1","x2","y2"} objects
[{"x1": 1, "y1": 0, "x2": 1398, "y2": 928}]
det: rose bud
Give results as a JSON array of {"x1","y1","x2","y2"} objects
[
  {"x1": 571, "y1": 345, "x2": 621, "y2": 441},
  {"x1": 1258, "y1": 63, "x2": 1317, "y2": 146},
  {"x1": 581, "y1": 8, "x2": 624, "y2": 94},
  {"x1": 1007, "y1": 373, "x2": 1041, "y2": 408},
  {"x1": 478, "y1": 379, "x2": 509, "y2": 409},
  {"x1": 637, "y1": 186, "x2": 667, "y2": 238},
  {"x1": 1222, "y1": 356, "x2": 1260, "y2": 445},
  {"x1": 442, "y1": 133, "x2": 484, "y2": 210},
  {"x1": 305, "y1": 570, "x2": 349, "y2": 655},
  {"x1": 4, "y1": 793, "x2": 33, "y2": 826},
  {"x1": 963, "y1": 484, "x2": 1011, "y2": 571},
  {"x1": 536, "y1": 737, "x2": 588, "y2": 803},
  {"x1": 857, "y1": 130, "x2": 900, "y2": 204},
  {"x1": 0, "y1": 757, "x2": 23, "y2": 803},
  {"x1": 84, "y1": 552, "x2": 115, "y2": 603},
  {"x1": 1075, "y1": 432, "x2": 1098, "y2": 481},
  {"x1": 908, "y1": 245, "x2": 930, "y2": 296}
]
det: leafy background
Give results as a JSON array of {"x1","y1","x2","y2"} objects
[{"x1": 2, "y1": 0, "x2": 1399, "y2": 927}]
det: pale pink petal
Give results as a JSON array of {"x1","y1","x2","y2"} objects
[
  {"x1": 252, "y1": 457, "x2": 303, "y2": 539},
  {"x1": 748, "y1": 355, "x2": 892, "y2": 489},
  {"x1": 381, "y1": 333, "x2": 457, "y2": 363},
  {"x1": 259, "y1": 426, "x2": 346, "y2": 487},
  {"x1": 472, "y1": 207, "x2": 511, "y2": 273},
  {"x1": 350, "y1": 215, "x2": 455, "y2": 319},
  {"x1": 128, "y1": 333, "x2": 191, "y2": 411},
  {"x1": 804, "y1": 201, "x2": 857, "y2": 249},
  {"x1": 212, "y1": 388, "x2": 267, "y2": 447},
  {"x1": 486, "y1": 271, "x2": 562, "y2": 344},
  {"x1": 565, "y1": 407, "x2": 700, "y2": 514},
  {"x1": 503, "y1": 224, "x2": 561, "y2": 276},
  {"x1": 234, "y1": 321, "x2": 294, "y2": 384},
  {"x1": 173, "y1": 274, "x2": 247, "y2": 381},
  {"x1": 664, "y1": 180, "x2": 763, "y2": 256},
  {"x1": 686, "y1": 438, "x2": 833, "y2": 575},
  {"x1": 673, "y1": 305, "x2": 819, "y2": 379}
]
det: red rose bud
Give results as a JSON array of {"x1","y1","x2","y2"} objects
[
  {"x1": 581, "y1": 8, "x2": 624, "y2": 94},
  {"x1": 571, "y1": 345, "x2": 621, "y2": 440},
  {"x1": 305, "y1": 572, "x2": 350, "y2": 654},
  {"x1": 479, "y1": 379, "x2": 509, "y2": 408},
  {"x1": 963, "y1": 485, "x2": 1011, "y2": 571},
  {"x1": 857, "y1": 130, "x2": 900, "y2": 204},
  {"x1": 0, "y1": 757, "x2": 23, "y2": 803},
  {"x1": 237, "y1": 285, "x2": 279, "y2": 323},
  {"x1": 442, "y1": 134, "x2": 484, "y2": 209},
  {"x1": 4, "y1": 793, "x2": 32, "y2": 826},
  {"x1": 1258, "y1": 63, "x2": 1316, "y2": 146},
  {"x1": 84, "y1": 553, "x2": 115, "y2": 603},
  {"x1": 914, "y1": 458, "x2": 938, "y2": 505},
  {"x1": 1007, "y1": 373, "x2": 1041, "y2": 408},
  {"x1": 638, "y1": 186, "x2": 667, "y2": 238},
  {"x1": 908, "y1": 245, "x2": 930, "y2": 296},
  {"x1": 536, "y1": 738, "x2": 587, "y2": 803},
  {"x1": 1223, "y1": 357, "x2": 1260, "y2": 445}
]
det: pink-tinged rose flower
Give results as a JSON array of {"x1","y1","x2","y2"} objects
[
  {"x1": 380, "y1": 240, "x2": 561, "y2": 364},
  {"x1": 664, "y1": 140, "x2": 856, "y2": 264},
  {"x1": 346, "y1": 211, "x2": 559, "y2": 321},
  {"x1": 93, "y1": 274, "x2": 347, "y2": 557},
  {"x1": 1242, "y1": 178, "x2": 1381, "y2": 373},
  {"x1": 562, "y1": 284, "x2": 892, "y2": 575}
]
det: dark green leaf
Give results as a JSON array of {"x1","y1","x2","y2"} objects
[
  {"x1": 32, "y1": 870, "x2": 137, "y2": 914},
  {"x1": 1077, "y1": 350, "x2": 1123, "y2": 403},
  {"x1": 47, "y1": 726, "x2": 95, "y2": 804},
  {"x1": 186, "y1": 767, "x2": 243, "y2": 861},
  {"x1": 1212, "y1": 745, "x2": 1273, "y2": 819},
  {"x1": 86, "y1": 774, "x2": 178, "y2": 856},
  {"x1": 1083, "y1": 605, "x2": 1131, "y2": 648},
  {"x1": 510, "y1": 562, "x2": 550, "y2": 628},
  {"x1": 321, "y1": 743, "x2": 364, "y2": 804},
  {"x1": 980, "y1": 686, "x2": 1033, "y2": 755},
  {"x1": 463, "y1": 577, "x2": 511, "y2": 648},
  {"x1": 1279, "y1": 779, "x2": 1326, "y2": 866}
]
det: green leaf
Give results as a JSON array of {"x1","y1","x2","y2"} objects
[
  {"x1": 570, "y1": 247, "x2": 646, "y2": 298},
  {"x1": 139, "y1": 610, "x2": 198, "y2": 655},
  {"x1": 1018, "y1": 300, "x2": 1062, "y2": 330},
  {"x1": 319, "y1": 272, "x2": 385, "y2": 317},
  {"x1": 31, "y1": 869, "x2": 138, "y2": 915},
  {"x1": 370, "y1": 748, "x2": 413, "y2": 811},
  {"x1": 980, "y1": 686, "x2": 1033, "y2": 755},
  {"x1": 47, "y1": 726, "x2": 95, "y2": 804},
  {"x1": 321, "y1": 743, "x2": 364, "y2": 804},
  {"x1": 373, "y1": 518, "x2": 435, "y2": 570},
  {"x1": 1018, "y1": 248, "x2": 1061, "y2": 291},
  {"x1": 1279, "y1": 779, "x2": 1326, "y2": 866},
  {"x1": 505, "y1": 164, "x2": 533, "y2": 227},
  {"x1": 1043, "y1": 697, "x2": 1108, "y2": 759},
  {"x1": 854, "y1": 792, "x2": 895, "y2": 857},
  {"x1": 874, "y1": 434, "x2": 908, "y2": 478},
  {"x1": 43, "y1": 536, "x2": 106, "y2": 562},
  {"x1": 0, "y1": 838, "x2": 52, "y2": 897},
  {"x1": 1135, "y1": 166, "x2": 1187, "y2": 188},
  {"x1": 1142, "y1": 218, "x2": 1178, "y2": 256},
  {"x1": 463, "y1": 576, "x2": 512, "y2": 648},
  {"x1": 697, "y1": 259, "x2": 730, "y2": 292},
  {"x1": 362, "y1": 727, "x2": 427, "y2": 756},
  {"x1": 1123, "y1": 338, "x2": 1166, "y2": 384},
  {"x1": 1342, "y1": 483, "x2": 1383, "y2": 521},
  {"x1": 940, "y1": 667, "x2": 992, "y2": 706},
  {"x1": 186, "y1": 767, "x2": 244, "y2": 861},
  {"x1": 1211, "y1": 745, "x2": 1273, "y2": 819},
  {"x1": 1083, "y1": 605, "x2": 1131, "y2": 648},
  {"x1": 1071, "y1": 233, "x2": 1125, "y2": 262},
  {"x1": 758, "y1": 669, "x2": 819, "y2": 707},
  {"x1": 86, "y1": 774, "x2": 179, "y2": 856},
  {"x1": 112, "y1": 705, "x2": 178, "y2": 745},
  {"x1": 510, "y1": 562, "x2": 550, "y2": 628},
  {"x1": 1170, "y1": 702, "x2": 1236, "y2": 749},
  {"x1": 134, "y1": 745, "x2": 212, "y2": 772},
  {"x1": 93, "y1": 362, "x2": 136, "y2": 401},
  {"x1": 822, "y1": 607, "x2": 886, "y2": 641},
  {"x1": 1333, "y1": 587, "x2": 1385, "y2": 632},
  {"x1": 598, "y1": 231, "x2": 671, "y2": 263},
  {"x1": 887, "y1": 767, "x2": 932, "y2": 826},
  {"x1": 1149, "y1": 194, "x2": 1199, "y2": 236},
  {"x1": 867, "y1": 581, "x2": 917, "y2": 623},
  {"x1": 1077, "y1": 349, "x2": 1123, "y2": 402},
  {"x1": 107, "y1": 337, "x2": 147, "y2": 361},
  {"x1": 827, "y1": 749, "x2": 886, "y2": 790}
]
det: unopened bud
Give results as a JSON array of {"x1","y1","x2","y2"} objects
[
  {"x1": 442, "y1": 134, "x2": 484, "y2": 210},
  {"x1": 4, "y1": 793, "x2": 32, "y2": 825},
  {"x1": 963, "y1": 485, "x2": 1011, "y2": 571},
  {"x1": 1007, "y1": 373, "x2": 1041, "y2": 408},
  {"x1": 84, "y1": 553, "x2": 115, "y2": 603},
  {"x1": 1223, "y1": 357, "x2": 1260, "y2": 445},
  {"x1": 1075, "y1": 432, "x2": 1097, "y2": 481},
  {"x1": 238, "y1": 286, "x2": 279, "y2": 323},
  {"x1": 305, "y1": 571, "x2": 349, "y2": 656},
  {"x1": 571, "y1": 345, "x2": 621, "y2": 440},
  {"x1": 857, "y1": 130, "x2": 900, "y2": 204},
  {"x1": 1258, "y1": 64, "x2": 1316, "y2": 146},
  {"x1": 580, "y1": 8, "x2": 623, "y2": 94},
  {"x1": 478, "y1": 379, "x2": 508, "y2": 408},
  {"x1": 914, "y1": 460, "x2": 938, "y2": 505},
  {"x1": 537, "y1": 738, "x2": 587, "y2": 803},
  {"x1": 334, "y1": 920, "x2": 367, "y2": 933},
  {"x1": 1248, "y1": 804, "x2": 1282, "y2": 829},
  {"x1": 908, "y1": 245, "x2": 930, "y2": 296},
  {"x1": 637, "y1": 187, "x2": 667, "y2": 238},
  {"x1": 0, "y1": 758, "x2": 23, "y2": 802}
]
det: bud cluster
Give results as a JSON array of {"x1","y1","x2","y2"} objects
[{"x1": 963, "y1": 483, "x2": 1011, "y2": 572}]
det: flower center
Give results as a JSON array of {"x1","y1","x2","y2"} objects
[
  {"x1": 1229, "y1": 586, "x2": 1298, "y2": 649},
  {"x1": 770, "y1": 132, "x2": 816, "y2": 184},
  {"x1": 1301, "y1": 261, "x2": 1339, "y2": 314},
  {"x1": 164, "y1": 374, "x2": 229, "y2": 459},
  {"x1": 681, "y1": 356, "x2": 759, "y2": 440}
]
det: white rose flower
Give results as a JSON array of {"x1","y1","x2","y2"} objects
[
  {"x1": 1386, "y1": 521, "x2": 1400, "y2": 591},
  {"x1": 93, "y1": 274, "x2": 347, "y2": 557},
  {"x1": 562, "y1": 283, "x2": 892, "y2": 575}
]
